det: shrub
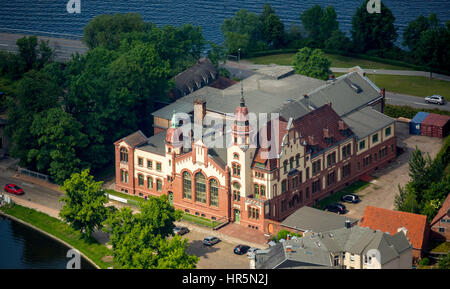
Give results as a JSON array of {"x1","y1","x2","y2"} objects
[{"x1": 418, "y1": 257, "x2": 430, "y2": 266}]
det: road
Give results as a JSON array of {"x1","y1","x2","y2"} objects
[
  {"x1": 386, "y1": 92, "x2": 450, "y2": 111},
  {"x1": 0, "y1": 171, "x2": 63, "y2": 212},
  {"x1": 0, "y1": 32, "x2": 87, "y2": 62}
]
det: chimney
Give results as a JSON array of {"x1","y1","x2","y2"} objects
[
  {"x1": 303, "y1": 94, "x2": 309, "y2": 99},
  {"x1": 194, "y1": 98, "x2": 206, "y2": 128},
  {"x1": 328, "y1": 101, "x2": 332, "y2": 108},
  {"x1": 345, "y1": 220, "x2": 351, "y2": 229},
  {"x1": 338, "y1": 120, "x2": 346, "y2": 131},
  {"x1": 323, "y1": 128, "x2": 330, "y2": 139}
]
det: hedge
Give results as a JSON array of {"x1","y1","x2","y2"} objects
[{"x1": 384, "y1": 104, "x2": 450, "y2": 119}]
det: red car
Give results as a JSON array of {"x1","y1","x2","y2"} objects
[{"x1": 4, "y1": 184, "x2": 24, "y2": 195}]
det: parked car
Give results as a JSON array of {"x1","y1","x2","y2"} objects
[
  {"x1": 325, "y1": 203, "x2": 347, "y2": 214},
  {"x1": 425, "y1": 95, "x2": 446, "y2": 105},
  {"x1": 4, "y1": 184, "x2": 24, "y2": 195},
  {"x1": 341, "y1": 194, "x2": 360, "y2": 203},
  {"x1": 203, "y1": 236, "x2": 220, "y2": 246},
  {"x1": 247, "y1": 247, "x2": 260, "y2": 257},
  {"x1": 234, "y1": 245, "x2": 250, "y2": 255},
  {"x1": 173, "y1": 226, "x2": 189, "y2": 236}
]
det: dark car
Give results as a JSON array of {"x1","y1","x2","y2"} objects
[
  {"x1": 4, "y1": 184, "x2": 24, "y2": 195},
  {"x1": 203, "y1": 236, "x2": 220, "y2": 246},
  {"x1": 173, "y1": 226, "x2": 189, "y2": 236},
  {"x1": 341, "y1": 194, "x2": 360, "y2": 203},
  {"x1": 325, "y1": 203, "x2": 347, "y2": 214},
  {"x1": 234, "y1": 245, "x2": 250, "y2": 255}
]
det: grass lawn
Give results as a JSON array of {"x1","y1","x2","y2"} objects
[
  {"x1": 365, "y1": 74, "x2": 450, "y2": 101},
  {"x1": 314, "y1": 180, "x2": 371, "y2": 210},
  {"x1": 246, "y1": 53, "x2": 412, "y2": 70},
  {"x1": 0, "y1": 204, "x2": 113, "y2": 269},
  {"x1": 181, "y1": 213, "x2": 222, "y2": 228}
]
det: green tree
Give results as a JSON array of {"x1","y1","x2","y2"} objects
[
  {"x1": 28, "y1": 108, "x2": 88, "y2": 184},
  {"x1": 260, "y1": 4, "x2": 285, "y2": 49},
  {"x1": 292, "y1": 47, "x2": 331, "y2": 80},
  {"x1": 221, "y1": 9, "x2": 263, "y2": 55},
  {"x1": 325, "y1": 30, "x2": 352, "y2": 53},
  {"x1": 395, "y1": 184, "x2": 419, "y2": 213},
  {"x1": 105, "y1": 195, "x2": 198, "y2": 269},
  {"x1": 59, "y1": 169, "x2": 108, "y2": 239},
  {"x1": 438, "y1": 253, "x2": 450, "y2": 269},
  {"x1": 6, "y1": 70, "x2": 60, "y2": 168},
  {"x1": 300, "y1": 5, "x2": 338, "y2": 46},
  {"x1": 403, "y1": 14, "x2": 439, "y2": 52},
  {"x1": 82, "y1": 13, "x2": 145, "y2": 50},
  {"x1": 207, "y1": 42, "x2": 226, "y2": 67},
  {"x1": 15, "y1": 36, "x2": 54, "y2": 72},
  {"x1": 351, "y1": 0, "x2": 398, "y2": 53}
]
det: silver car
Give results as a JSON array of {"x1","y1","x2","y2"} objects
[{"x1": 425, "y1": 95, "x2": 446, "y2": 105}]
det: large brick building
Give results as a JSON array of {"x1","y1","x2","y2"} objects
[{"x1": 114, "y1": 67, "x2": 397, "y2": 235}]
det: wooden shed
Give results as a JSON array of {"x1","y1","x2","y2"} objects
[{"x1": 421, "y1": 113, "x2": 450, "y2": 138}]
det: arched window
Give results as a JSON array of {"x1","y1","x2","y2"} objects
[
  {"x1": 232, "y1": 163, "x2": 241, "y2": 177},
  {"x1": 233, "y1": 182, "x2": 240, "y2": 202},
  {"x1": 183, "y1": 172, "x2": 192, "y2": 199},
  {"x1": 260, "y1": 185, "x2": 266, "y2": 197},
  {"x1": 195, "y1": 173, "x2": 206, "y2": 204},
  {"x1": 209, "y1": 179, "x2": 219, "y2": 207},
  {"x1": 120, "y1": 147, "x2": 128, "y2": 163},
  {"x1": 120, "y1": 170, "x2": 128, "y2": 184},
  {"x1": 254, "y1": 184, "x2": 259, "y2": 198}
]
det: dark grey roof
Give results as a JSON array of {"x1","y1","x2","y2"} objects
[
  {"x1": 342, "y1": 107, "x2": 395, "y2": 140},
  {"x1": 256, "y1": 226, "x2": 412, "y2": 268},
  {"x1": 138, "y1": 131, "x2": 167, "y2": 156},
  {"x1": 281, "y1": 206, "x2": 358, "y2": 233},
  {"x1": 308, "y1": 72, "x2": 382, "y2": 117}
]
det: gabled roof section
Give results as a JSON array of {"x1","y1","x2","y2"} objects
[
  {"x1": 431, "y1": 194, "x2": 450, "y2": 226},
  {"x1": 360, "y1": 206, "x2": 429, "y2": 251},
  {"x1": 115, "y1": 130, "x2": 148, "y2": 148},
  {"x1": 307, "y1": 72, "x2": 382, "y2": 117},
  {"x1": 281, "y1": 206, "x2": 358, "y2": 233},
  {"x1": 138, "y1": 131, "x2": 167, "y2": 156},
  {"x1": 343, "y1": 107, "x2": 395, "y2": 140}
]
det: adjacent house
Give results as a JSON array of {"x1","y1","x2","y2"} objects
[
  {"x1": 430, "y1": 194, "x2": 450, "y2": 242},
  {"x1": 251, "y1": 223, "x2": 412, "y2": 269},
  {"x1": 359, "y1": 206, "x2": 430, "y2": 263},
  {"x1": 114, "y1": 67, "x2": 396, "y2": 235}
]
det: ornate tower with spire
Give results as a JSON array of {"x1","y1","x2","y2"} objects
[{"x1": 165, "y1": 110, "x2": 183, "y2": 154}]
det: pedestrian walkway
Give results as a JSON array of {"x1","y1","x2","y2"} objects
[
  {"x1": 13, "y1": 173, "x2": 62, "y2": 193},
  {"x1": 217, "y1": 222, "x2": 267, "y2": 247}
]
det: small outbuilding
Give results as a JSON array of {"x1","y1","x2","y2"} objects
[
  {"x1": 420, "y1": 113, "x2": 450, "y2": 138},
  {"x1": 409, "y1": 112, "x2": 428, "y2": 135}
]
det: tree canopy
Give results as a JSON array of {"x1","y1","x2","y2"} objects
[
  {"x1": 292, "y1": 47, "x2": 331, "y2": 80},
  {"x1": 105, "y1": 195, "x2": 198, "y2": 269},
  {"x1": 59, "y1": 169, "x2": 108, "y2": 239},
  {"x1": 300, "y1": 5, "x2": 338, "y2": 47},
  {"x1": 351, "y1": 0, "x2": 398, "y2": 53}
]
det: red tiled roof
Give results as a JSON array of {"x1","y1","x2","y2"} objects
[
  {"x1": 431, "y1": 194, "x2": 450, "y2": 226},
  {"x1": 421, "y1": 113, "x2": 450, "y2": 127},
  {"x1": 359, "y1": 206, "x2": 429, "y2": 250},
  {"x1": 293, "y1": 104, "x2": 352, "y2": 153}
]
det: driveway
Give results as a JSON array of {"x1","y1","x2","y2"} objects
[{"x1": 344, "y1": 121, "x2": 444, "y2": 220}]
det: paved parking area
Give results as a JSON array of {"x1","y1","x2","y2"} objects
[
  {"x1": 181, "y1": 229, "x2": 251, "y2": 269},
  {"x1": 344, "y1": 122, "x2": 443, "y2": 220}
]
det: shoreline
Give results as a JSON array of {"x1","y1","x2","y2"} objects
[{"x1": 0, "y1": 208, "x2": 101, "y2": 269}]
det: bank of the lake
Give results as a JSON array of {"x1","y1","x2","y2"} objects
[{"x1": 0, "y1": 204, "x2": 113, "y2": 269}]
